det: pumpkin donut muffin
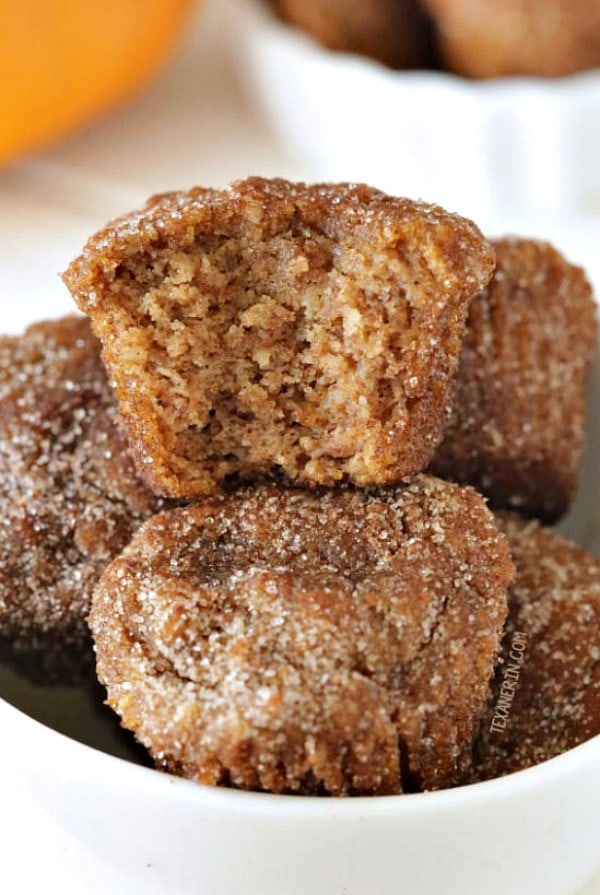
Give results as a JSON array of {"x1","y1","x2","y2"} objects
[
  {"x1": 431, "y1": 237, "x2": 597, "y2": 521},
  {"x1": 272, "y1": 0, "x2": 433, "y2": 70},
  {"x1": 0, "y1": 316, "x2": 163, "y2": 680},
  {"x1": 423, "y1": 0, "x2": 600, "y2": 78},
  {"x1": 470, "y1": 515, "x2": 600, "y2": 781},
  {"x1": 63, "y1": 177, "x2": 495, "y2": 499},
  {"x1": 91, "y1": 477, "x2": 513, "y2": 796}
]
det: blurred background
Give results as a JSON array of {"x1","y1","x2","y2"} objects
[
  {"x1": 0, "y1": 0, "x2": 299, "y2": 328},
  {"x1": 2, "y1": 0, "x2": 600, "y2": 331}
]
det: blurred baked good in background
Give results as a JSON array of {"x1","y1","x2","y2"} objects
[
  {"x1": 423, "y1": 0, "x2": 600, "y2": 78},
  {"x1": 271, "y1": 0, "x2": 600, "y2": 77},
  {"x1": 272, "y1": 0, "x2": 434, "y2": 69}
]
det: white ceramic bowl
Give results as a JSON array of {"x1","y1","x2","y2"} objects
[
  {"x1": 234, "y1": 0, "x2": 600, "y2": 223},
  {"x1": 0, "y1": 691, "x2": 598, "y2": 895}
]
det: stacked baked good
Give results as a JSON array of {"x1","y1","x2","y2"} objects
[
  {"x1": 1, "y1": 177, "x2": 598, "y2": 794},
  {"x1": 0, "y1": 317, "x2": 165, "y2": 681}
]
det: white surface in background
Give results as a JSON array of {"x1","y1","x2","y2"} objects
[
  {"x1": 0, "y1": 0, "x2": 597, "y2": 892},
  {"x1": 0, "y1": 0, "x2": 311, "y2": 335},
  {"x1": 237, "y1": 0, "x2": 600, "y2": 224}
]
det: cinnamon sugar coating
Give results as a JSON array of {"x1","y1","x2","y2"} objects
[
  {"x1": 423, "y1": 0, "x2": 600, "y2": 78},
  {"x1": 0, "y1": 316, "x2": 163, "y2": 680},
  {"x1": 431, "y1": 238, "x2": 597, "y2": 521},
  {"x1": 470, "y1": 515, "x2": 600, "y2": 781},
  {"x1": 63, "y1": 177, "x2": 495, "y2": 499},
  {"x1": 272, "y1": 0, "x2": 433, "y2": 70},
  {"x1": 91, "y1": 477, "x2": 513, "y2": 796}
]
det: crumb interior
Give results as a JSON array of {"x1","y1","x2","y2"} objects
[{"x1": 112, "y1": 222, "x2": 446, "y2": 491}]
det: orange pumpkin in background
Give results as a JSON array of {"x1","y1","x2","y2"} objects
[{"x1": 0, "y1": 0, "x2": 195, "y2": 166}]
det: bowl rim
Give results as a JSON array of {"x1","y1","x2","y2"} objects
[
  {"x1": 240, "y1": 0, "x2": 600, "y2": 93},
  {"x1": 2, "y1": 693, "x2": 599, "y2": 816}
]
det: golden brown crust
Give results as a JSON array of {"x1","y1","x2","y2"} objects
[
  {"x1": 91, "y1": 477, "x2": 513, "y2": 796},
  {"x1": 431, "y1": 237, "x2": 597, "y2": 521},
  {"x1": 272, "y1": 0, "x2": 434, "y2": 70},
  {"x1": 470, "y1": 515, "x2": 600, "y2": 781},
  {"x1": 63, "y1": 177, "x2": 495, "y2": 499},
  {"x1": 0, "y1": 316, "x2": 163, "y2": 681},
  {"x1": 424, "y1": 0, "x2": 600, "y2": 78}
]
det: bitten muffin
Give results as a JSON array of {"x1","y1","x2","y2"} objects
[
  {"x1": 63, "y1": 177, "x2": 495, "y2": 499},
  {"x1": 91, "y1": 477, "x2": 513, "y2": 796},
  {"x1": 431, "y1": 237, "x2": 597, "y2": 521},
  {"x1": 0, "y1": 316, "x2": 163, "y2": 680},
  {"x1": 423, "y1": 0, "x2": 600, "y2": 78},
  {"x1": 470, "y1": 515, "x2": 600, "y2": 781},
  {"x1": 272, "y1": 0, "x2": 433, "y2": 70}
]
